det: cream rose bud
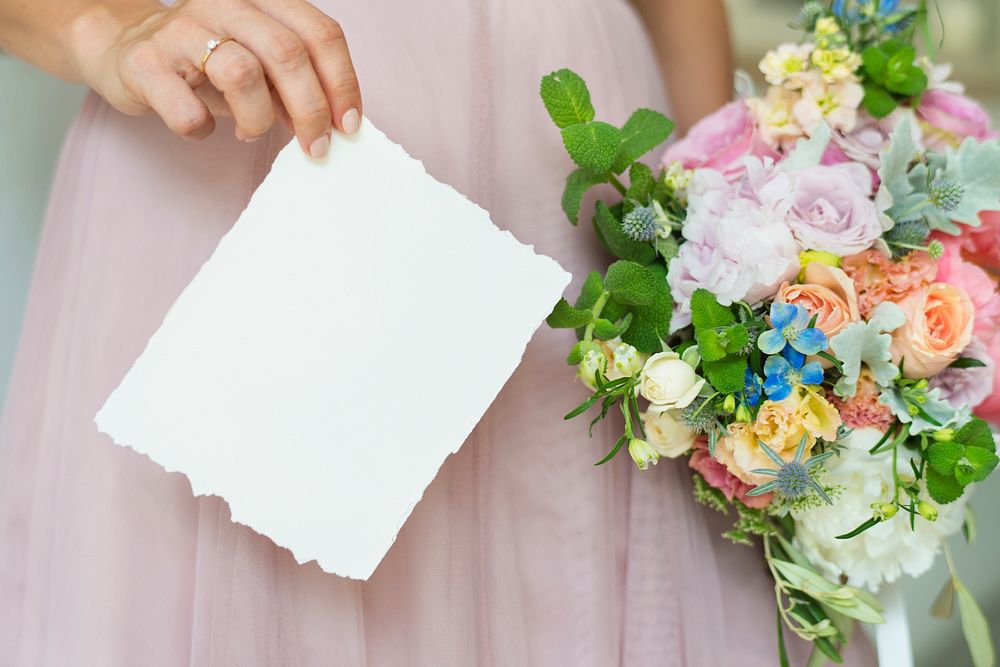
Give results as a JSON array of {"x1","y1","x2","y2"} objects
[
  {"x1": 613, "y1": 343, "x2": 644, "y2": 377},
  {"x1": 639, "y1": 350, "x2": 706, "y2": 412},
  {"x1": 641, "y1": 410, "x2": 696, "y2": 458},
  {"x1": 628, "y1": 438, "x2": 660, "y2": 471},
  {"x1": 577, "y1": 349, "x2": 607, "y2": 390}
]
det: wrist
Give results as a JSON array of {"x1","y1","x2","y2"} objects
[{"x1": 66, "y1": 1, "x2": 162, "y2": 89}]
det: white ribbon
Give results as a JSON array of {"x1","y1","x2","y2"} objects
[{"x1": 875, "y1": 582, "x2": 914, "y2": 667}]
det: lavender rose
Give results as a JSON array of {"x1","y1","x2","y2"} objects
[
  {"x1": 783, "y1": 163, "x2": 884, "y2": 256},
  {"x1": 918, "y1": 90, "x2": 996, "y2": 152}
]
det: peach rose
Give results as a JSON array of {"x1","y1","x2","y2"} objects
[
  {"x1": 776, "y1": 263, "x2": 860, "y2": 345},
  {"x1": 890, "y1": 283, "x2": 974, "y2": 378},
  {"x1": 715, "y1": 423, "x2": 776, "y2": 487}
]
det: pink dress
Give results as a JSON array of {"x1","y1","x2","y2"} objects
[{"x1": 0, "y1": 0, "x2": 875, "y2": 664}]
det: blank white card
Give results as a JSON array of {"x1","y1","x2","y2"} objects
[{"x1": 96, "y1": 120, "x2": 570, "y2": 579}]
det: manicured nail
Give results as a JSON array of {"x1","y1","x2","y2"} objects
[
  {"x1": 342, "y1": 108, "x2": 361, "y2": 135},
  {"x1": 309, "y1": 133, "x2": 330, "y2": 159}
]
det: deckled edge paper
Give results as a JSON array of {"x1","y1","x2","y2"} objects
[{"x1": 95, "y1": 119, "x2": 570, "y2": 579}]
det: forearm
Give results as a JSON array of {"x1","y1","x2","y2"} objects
[
  {"x1": 631, "y1": 0, "x2": 733, "y2": 134},
  {"x1": 0, "y1": 0, "x2": 160, "y2": 82}
]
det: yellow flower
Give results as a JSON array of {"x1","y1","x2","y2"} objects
[
  {"x1": 754, "y1": 393, "x2": 813, "y2": 454},
  {"x1": 715, "y1": 423, "x2": 776, "y2": 486},
  {"x1": 797, "y1": 387, "x2": 843, "y2": 442},
  {"x1": 815, "y1": 16, "x2": 840, "y2": 38},
  {"x1": 811, "y1": 48, "x2": 862, "y2": 83},
  {"x1": 799, "y1": 250, "x2": 841, "y2": 279}
]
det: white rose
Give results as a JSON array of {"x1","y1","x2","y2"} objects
[
  {"x1": 642, "y1": 410, "x2": 696, "y2": 458},
  {"x1": 639, "y1": 351, "x2": 705, "y2": 412}
]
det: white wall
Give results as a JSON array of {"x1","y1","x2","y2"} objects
[{"x1": 0, "y1": 55, "x2": 85, "y2": 405}]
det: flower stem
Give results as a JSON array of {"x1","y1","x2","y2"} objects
[
  {"x1": 583, "y1": 290, "x2": 611, "y2": 342},
  {"x1": 609, "y1": 174, "x2": 627, "y2": 196}
]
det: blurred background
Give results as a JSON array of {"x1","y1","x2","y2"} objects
[{"x1": 0, "y1": 1, "x2": 997, "y2": 665}]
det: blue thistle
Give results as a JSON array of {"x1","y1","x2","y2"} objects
[
  {"x1": 745, "y1": 434, "x2": 834, "y2": 504},
  {"x1": 929, "y1": 179, "x2": 965, "y2": 212},
  {"x1": 621, "y1": 206, "x2": 657, "y2": 242},
  {"x1": 884, "y1": 219, "x2": 930, "y2": 258}
]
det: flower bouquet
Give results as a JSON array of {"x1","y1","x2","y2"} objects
[{"x1": 539, "y1": 1, "x2": 1000, "y2": 663}]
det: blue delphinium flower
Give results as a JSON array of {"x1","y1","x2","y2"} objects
[
  {"x1": 745, "y1": 434, "x2": 834, "y2": 504},
  {"x1": 763, "y1": 347, "x2": 824, "y2": 401},
  {"x1": 743, "y1": 368, "x2": 764, "y2": 407},
  {"x1": 757, "y1": 303, "x2": 828, "y2": 357}
]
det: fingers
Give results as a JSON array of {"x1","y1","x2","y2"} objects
[
  {"x1": 201, "y1": 38, "x2": 277, "y2": 142},
  {"x1": 250, "y1": 0, "x2": 362, "y2": 135},
  {"x1": 122, "y1": 42, "x2": 215, "y2": 140},
  {"x1": 218, "y1": 8, "x2": 333, "y2": 157}
]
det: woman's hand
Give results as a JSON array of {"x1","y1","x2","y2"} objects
[{"x1": 71, "y1": 0, "x2": 361, "y2": 158}]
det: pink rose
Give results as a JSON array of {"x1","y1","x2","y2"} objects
[
  {"x1": 961, "y1": 211, "x2": 1000, "y2": 273},
  {"x1": 890, "y1": 283, "x2": 974, "y2": 378},
  {"x1": 689, "y1": 440, "x2": 772, "y2": 509},
  {"x1": 661, "y1": 101, "x2": 777, "y2": 180},
  {"x1": 917, "y1": 90, "x2": 996, "y2": 152},
  {"x1": 974, "y1": 332, "x2": 1000, "y2": 426},
  {"x1": 933, "y1": 233, "x2": 1000, "y2": 343},
  {"x1": 784, "y1": 163, "x2": 885, "y2": 255}
]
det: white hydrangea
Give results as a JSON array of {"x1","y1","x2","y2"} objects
[{"x1": 791, "y1": 428, "x2": 967, "y2": 592}]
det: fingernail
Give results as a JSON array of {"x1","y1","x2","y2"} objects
[
  {"x1": 309, "y1": 133, "x2": 330, "y2": 159},
  {"x1": 342, "y1": 108, "x2": 361, "y2": 135}
]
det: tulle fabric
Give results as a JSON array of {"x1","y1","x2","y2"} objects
[{"x1": 0, "y1": 0, "x2": 875, "y2": 664}]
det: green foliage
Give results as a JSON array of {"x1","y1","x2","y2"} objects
[
  {"x1": 956, "y1": 581, "x2": 996, "y2": 667},
  {"x1": 546, "y1": 299, "x2": 593, "y2": 329},
  {"x1": 692, "y1": 472, "x2": 729, "y2": 514},
  {"x1": 933, "y1": 138, "x2": 1000, "y2": 228},
  {"x1": 592, "y1": 313, "x2": 633, "y2": 340},
  {"x1": 539, "y1": 69, "x2": 595, "y2": 128},
  {"x1": 860, "y1": 40, "x2": 928, "y2": 118},
  {"x1": 592, "y1": 202, "x2": 658, "y2": 264},
  {"x1": 611, "y1": 108, "x2": 675, "y2": 174},
  {"x1": 688, "y1": 289, "x2": 747, "y2": 393},
  {"x1": 561, "y1": 168, "x2": 605, "y2": 225},
  {"x1": 605, "y1": 260, "x2": 662, "y2": 306},
  {"x1": 573, "y1": 271, "x2": 606, "y2": 310},
  {"x1": 925, "y1": 418, "x2": 999, "y2": 504},
  {"x1": 625, "y1": 162, "x2": 654, "y2": 209},
  {"x1": 561, "y1": 121, "x2": 621, "y2": 174},
  {"x1": 620, "y1": 262, "x2": 673, "y2": 354}
]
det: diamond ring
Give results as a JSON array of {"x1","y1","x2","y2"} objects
[{"x1": 200, "y1": 36, "x2": 237, "y2": 75}]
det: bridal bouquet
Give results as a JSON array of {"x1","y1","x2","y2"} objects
[{"x1": 540, "y1": 1, "x2": 1000, "y2": 664}]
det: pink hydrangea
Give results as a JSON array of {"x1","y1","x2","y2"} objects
[
  {"x1": 661, "y1": 101, "x2": 777, "y2": 180},
  {"x1": 689, "y1": 441, "x2": 773, "y2": 509},
  {"x1": 668, "y1": 161, "x2": 800, "y2": 330}
]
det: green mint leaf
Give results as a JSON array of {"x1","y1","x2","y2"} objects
[
  {"x1": 605, "y1": 260, "x2": 662, "y2": 306},
  {"x1": 722, "y1": 323, "x2": 750, "y2": 354},
  {"x1": 690, "y1": 288, "x2": 736, "y2": 330},
  {"x1": 561, "y1": 121, "x2": 621, "y2": 174},
  {"x1": 592, "y1": 202, "x2": 657, "y2": 264},
  {"x1": 887, "y1": 68, "x2": 928, "y2": 97},
  {"x1": 621, "y1": 262, "x2": 672, "y2": 354},
  {"x1": 625, "y1": 161, "x2": 654, "y2": 207},
  {"x1": 592, "y1": 312, "x2": 634, "y2": 340},
  {"x1": 863, "y1": 82, "x2": 898, "y2": 118},
  {"x1": 956, "y1": 418, "x2": 996, "y2": 451},
  {"x1": 703, "y1": 355, "x2": 749, "y2": 394},
  {"x1": 862, "y1": 46, "x2": 888, "y2": 84},
  {"x1": 611, "y1": 108, "x2": 675, "y2": 174},
  {"x1": 927, "y1": 440, "x2": 965, "y2": 476},
  {"x1": 926, "y1": 466, "x2": 965, "y2": 504},
  {"x1": 566, "y1": 341, "x2": 587, "y2": 365},
  {"x1": 546, "y1": 298, "x2": 593, "y2": 328},
  {"x1": 955, "y1": 447, "x2": 999, "y2": 485},
  {"x1": 539, "y1": 69, "x2": 595, "y2": 129},
  {"x1": 573, "y1": 271, "x2": 605, "y2": 310},
  {"x1": 561, "y1": 168, "x2": 605, "y2": 225},
  {"x1": 696, "y1": 329, "x2": 728, "y2": 362}
]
